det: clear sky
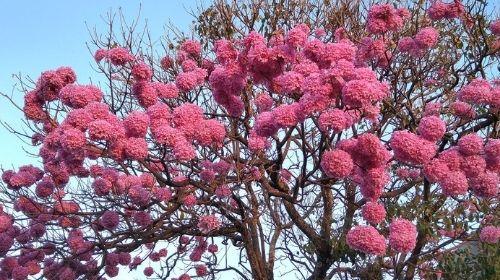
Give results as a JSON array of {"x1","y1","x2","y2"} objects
[{"x1": 0, "y1": 1, "x2": 201, "y2": 169}]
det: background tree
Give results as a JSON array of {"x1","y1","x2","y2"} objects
[{"x1": 0, "y1": 0, "x2": 499, "y2": 279}]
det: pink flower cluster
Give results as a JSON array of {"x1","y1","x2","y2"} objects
[
  {"x1": 3, "y1": 165, "x2": 43, "y2": 190},
  {"x1": 398, "y1": 27, "x2": 439, "y2": 57},
  {"x1": 417, "y1": 115, "x2": 446, "y2": 142},
  {"x1": 94, "y1": 47, "x2": 134, "y2": 66},
  {"x1": 320, "y1": 149, "x2": 354, "y2": 178},
  {"x1": 427, "y1": 0, "x2": 465, "y2": 21},
  {"x1": 337, "y1": 134, "x2": 391, "y2": 200},
  {"x1": 346, "y1": 225, "x2": 386, "y2": 256},
  {"x1": 450, "y1": 101, "x2": 476, "y2": 119},
  {"x1": 491, "y1": 20, "x2": 500, "y2": 36},
  {"x1": 389, "y1": 218, "x2": 417, "y2": 252},
  {"x1": 23, "y1": 67, "x2": 77, "y2": 121},
  {"x1": 423, "y1": 134, "x2": 498, "y2": 198},
  {"x1": 361, "y1": 201, "x2": 386, "y2": 224},
  {"x1": 479, "y1": 225, "x2": 500, "y2": 244},
  {"x1": 318, "y1": 109, "x2": 355, "y2": 133},
  {"x1": 458, "y1": 79, "x2": 499, "y2": 109},
  {"x1": 100, "y1": 211, "x2": 120, "y2": 230},
  {"x1": 366, "y1": 4, "x2": 409, "y2": 34},
  {"x1": 390, "y1": 130, "x2": 437, "y2": 165},
  {"x1": 197, "y1": 215, "x2": 221, "y2": 234}
]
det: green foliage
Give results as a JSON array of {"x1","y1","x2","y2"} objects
[{"x1": 441, "y1": 242, "x2": 500, "y2": 280}]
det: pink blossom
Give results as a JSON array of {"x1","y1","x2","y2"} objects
[
  {"x1": 414, "y1": 27, "x2": 439, "y2": 49},
  {"x1": 458, "y1": 79, "x2": 492, "y2": 105},
  {"x1": 440, "y1": 171, "x2": 468, "y2": 196},
  {"x1": 346, "y1": 225, "x2": 386, "y2": 256},
  {"x1": 0, "y1": 233, "x2": 14, "y2": 255},
  {"x1": 362, "y1": 201, "x2": 386, "y2": 224},
  {"x1": 175, "y1": 68, "x2": 207, "y2": 92},
  {"x1": 60, "y1": 127, "x2": 86, "y2": 150},
  {"x1": 398, "y1": 37, "x2": 416, "y2": 52},
  {"x1": 85, "y1": 101, "x2": 110, "y2": 119},
  {"x1": 351, "y1": 134, "x2": 391, "y2": 169},
  {"x1": 35, "y1": 177, "x2": 55, "y2": 198},
  {"x1": 181, "y1": 40, "x2": 202, "y2": 57},
  {"x1": 124, "y1": 111, "x2": 149, "y2": 138},
  {"x1": 100, "y1": 211, "x2": 120, "y2": 230},
  {"x1": 457, "y1": 133, "x2": 483, "y2": 156},
  {"x1": 470, "y1": 171, "x2": 498, "y2": 198},
  {"x1": 133, "y1": 211, "x2": 152, "y2": 227},
  {"x1": 273, "y1": 103, "x2": 300, "y2": 128},
  {"x1": 8, "y1": 171, "x2": 37, "y2": 189},
  {"x1": 341, "y1": 79, "x2": 388, "y2": 109},
  {"x1": 0, "y1": 214, "x2": 12, "y2": 233},
  {"x1": 318, "y1": 109, "x2": 348, "y2": 132},
  {"x1": 183, "y1": 194, "x2": 197, "y2": 207},
  {"x1": 198, "y1": 215, "x2": 221, "y2": 234},
  {"x1": 153, "y1": 187, "x2": 172, "y2": 202},
  {"x1": 254, "y1": 93, "x2": 273, "y2": 112},
  {"x1": 490, "y1": 20, "x2": 500, "y2": 36},
  {"x1": 36, "y1": 70, "x2": 65, "y2": 101},
  {"x1": 128, "y1": 185, "x2": 151, "y2": 206},
  {"x1": 59, "y1": 84, "x2": 103, "y2": 109},
  {"x1": 105, "y1": 265, "x2": 119, "y2": 277},
  {"x1": 172, "y1": 140, "x2": 196, "y2": 160},
  {"x1": 124, "y1": 137, "x2": 148, "y2": 160},
  {"x1": 321, "y1": 150, "x2": 354, "y2": 178},
  {"x1": 152, "y1": 82, "x2": 178, "y2": 99},
  {"x1": 366, "y1": 4, "x2": 405, "y2": 34},
  {"x1": 215, "y1": 185, "x2": 231, "y2": 198},
  {"x1": 152, "y1": 125, "x2": 181, "y2": 146},
  {"x1": 298, "y1": 93, "x2": 330, "y2": 116},
  {"x1": 132, "y1": 63, "x2": 153, "y2": 81},
  {"x1": 208, "y1": 243, "x2": 218, "y2": 253},
  {"x1": 248, "y1": 133, "x2": 269, "y2": 152},
  {"x1": 147, "y1": 103, "x2": 172, "y2": 128},
  {"x1": 460, "y1": 155, "x2": 486, "y2": 178},
  {"x1": 438, "y1": 148, "x2": 463, "y2": 171},
  {"x1": 396, "y1": 168, "x2": 421, "y2": 179},
  {"x1": 418, "y1": 116, "x2": 446, "y2": 142},
  {"x1": 214, "y1": 39, "x2": 237, "y2": 64},
  {"x1": 389, "y1": 218, "x2": 417, "y2": 253},
  {"x1": 92, "y1": 178, "x2": 112, "y2": 196},
  {"x1": 133, "y1": 82, "x2": 158, "y2": 108},
  {"x1": 160, "y1": 56, "x2": 173, "y2": 70},
  {"x1": 89, "y1": 120, "x2": 117, "y2": 141},
  {"x1": 286, "y1": 24, "x2": 309, "y2": 48},
  {"x1": 144, "y1": 266, "x2": 154, "y2": 277},
  {"x1": 450, "y1": 101, "x2": 476, "y2": 119},
  {"x1": 359, "y1": 167, "x2": 389, "y2": 200},
  {"x1": 64, "y1": 108, "x2": 93, "y2": 130},
  {"x1": 273, "y1": 71, "x2": 304, "y2": 95},
  {"x1": 479, "y1": 226, "x2": 500, "y2": 244},
  {"x1": 54, "y1": 200, "x2": 80, "y2": 214},
  {"x1": 195, "y1": 264, "x2": 208, "y2": 276},
  {"x1": 390, "y1": 131, "x2": 437, "y2": 164},
  {"x1": 23, "y1": 93, "x2": 46, "y2": 121},
  {"x1": 254, "y1": 112, "x2": 279, "y2": 137},
  {"x1": 427, "y1": 0, "x2": 465, "y2": 20},
  {"x1": 200, "y1": 169, "x2": 215, "y2": 182},
  {"x1": 94, "y1": 49, "x2": 108, "y2": 62},
  {"x1": 12, "y1": 266, "x2": 30, "y2": 280},
  {"x1": 108, "y1": 47, "x2": 134, "y2": 66}
]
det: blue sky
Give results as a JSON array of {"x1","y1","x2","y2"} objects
[{"x1": 0, "y1": 1, "x2": 201, "y2": 168}]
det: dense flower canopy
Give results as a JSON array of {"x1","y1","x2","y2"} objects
[{"x1": 0, "y1": 0, "x2": 499, "y2": 279}]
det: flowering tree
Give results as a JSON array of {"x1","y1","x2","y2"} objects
[{"x1": 0, "y1": 0, "x2": 499, "y2": 279}]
